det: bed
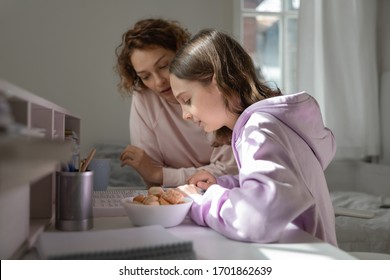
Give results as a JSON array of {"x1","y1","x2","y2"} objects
[
  {"x1": 331, "y1": 190, "x2": 390, "y2": 254},
  {"x1": 326, "y1": 160, "x2": 390, "y2": 255}
]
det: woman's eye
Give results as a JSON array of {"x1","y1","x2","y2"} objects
[
  {"x1": 159, "y1": 64, "x2": 169, "y2": 69},
  {"x1": 140, "y1": 75, "x2": 149, "y2": 81},
  {"x1": 184, "y1": 98, "x2": 191, "y2": 105}
]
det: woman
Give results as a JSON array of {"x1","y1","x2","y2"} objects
[
  {"x1": 170, "y1": 29, "x2": 337, "y2": 245},
  {"x1": 115, "y1": 19, "x2": 237, "y2": 187}
]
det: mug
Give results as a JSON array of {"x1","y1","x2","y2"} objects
[{"x1": 88, "y1": 158, "x2": 111, "y2": 191}]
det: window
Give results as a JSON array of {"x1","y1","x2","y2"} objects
[{"x1": 240, "y1": 0, "x2": 300, "y2": 94}]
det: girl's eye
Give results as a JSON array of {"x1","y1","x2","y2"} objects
[
  {"x1": 184, "y1": 98, "x2": 191, "y2": 105},
  {"x1": 140, "y1": 75, "x2": 150, "y2": 81}
]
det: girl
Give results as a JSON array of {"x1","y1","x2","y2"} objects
[
  {"x1": 170, "y1": 29, "x2": 337, "y2": 246},
  {"x1": 115, "y1": 19, "x2": 237, "y2": 186}
]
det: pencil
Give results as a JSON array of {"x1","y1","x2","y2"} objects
[{"x1": 80, "y1": 148, "x2": 96, "y2": 172}]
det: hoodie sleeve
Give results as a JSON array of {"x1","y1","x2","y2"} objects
[
  {"x1": 163, "y1": 144, "x2": 237, "y2": 186},
  {"x1": 216, "y1": 174, "x2": 240, "y2": 189},
  {"x1": 187, "y1": 114, "x2": 316, "y2": 243}
]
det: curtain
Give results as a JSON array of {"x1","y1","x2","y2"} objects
[{"x1": 297, "y1": 0, "x2": 380, "y2": 160}]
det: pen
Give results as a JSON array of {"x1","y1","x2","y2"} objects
[{"x1": 68, "y1": 162, "x2": 75, "y2": 172}]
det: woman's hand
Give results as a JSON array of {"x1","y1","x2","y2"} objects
[
  {"x1": 186, "y1": 169, "x2": 216, "y2": 190},
  {"x1": 120, "y1": 145, "x2": 163, "y2": 185}
]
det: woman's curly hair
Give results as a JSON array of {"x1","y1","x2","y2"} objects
[{"x1": 115, "y1": 18, "x2": 190, "y2": 96}]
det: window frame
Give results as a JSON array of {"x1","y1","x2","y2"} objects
[{"x1": 237, "y1": 0, "x2": 300, "y2": 93}]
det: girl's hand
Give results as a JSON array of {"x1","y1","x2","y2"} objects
[
  {"x1": 120, "y1": 145, "x2": 163, "y2": 185},
  {"x1": 186, "y1": 169, "x2": 216, "y2": 190},
  {"x1": 177, "y1": 184, "x2": 204, "y2": 196}
]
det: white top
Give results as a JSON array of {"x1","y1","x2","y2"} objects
[{"x1": 129, "y1": 90, "x2": 237, "y2": 186}]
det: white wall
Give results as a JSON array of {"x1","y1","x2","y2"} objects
[
  {"x1": 1, "y1": 0, "x2": 389, "y2": 160},
  {"x1": 0, "y1": 0, "x2": 234, "y2": 155},
  {"x1": 378, "y1": 0, "x2": 390, "y2": 164}
]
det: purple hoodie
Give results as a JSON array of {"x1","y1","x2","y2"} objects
[{"x1": 188, "y1": 92, "x2": 337, "y2": 246}]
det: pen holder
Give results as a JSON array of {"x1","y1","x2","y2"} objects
[{"x1": 55, "y1": 171, "x2": 94, "y2": 231}]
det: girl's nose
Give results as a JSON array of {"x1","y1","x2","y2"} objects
[{"x1": 182, "y1": 110, "x2": 192, "y2": 120}]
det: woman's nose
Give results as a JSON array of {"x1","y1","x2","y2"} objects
[{"x1": 154, "y1": 73, "x2": 166, "y2": 87}]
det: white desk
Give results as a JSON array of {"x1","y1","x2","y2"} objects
[
  {"x1": 92, "y1": 216, "x2": 355, "y2": 260},
  {"x1": 27, "y1": 186, "x2": 356, "y2": 260}
]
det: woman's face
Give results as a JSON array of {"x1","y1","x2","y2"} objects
[
  {"x1": 170, "y1": 74, "x2": 238, "y2": 132},
  {"x1": 131, "y1": 46, "x2": 177, "y2": 103}
]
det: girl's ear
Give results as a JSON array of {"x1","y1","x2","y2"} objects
[
  {"x1": 211, "y1": 74, "x2": 217, "y2": 85},
  {"x1": 211, "y1": 74, "x2": 220, "y2": 91},
  {"x1": 210, "y1": 74, "x2": 223, "y2": 97}
]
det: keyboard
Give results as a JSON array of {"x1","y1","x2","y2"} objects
[{"x1": 93, "y1": 188, "x2": 148, "y2": 217}]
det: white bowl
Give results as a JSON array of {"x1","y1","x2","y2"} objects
[{"x1": 121, "y1": 197, "x2": 193, "y2": 228}]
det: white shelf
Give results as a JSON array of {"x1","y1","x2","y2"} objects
[
  {"x1": 0, "y1": 79, "x2": 80, "y2": 259},
  {"x1": 0, "y1": 136, "x2": 72, "y2": 187}
]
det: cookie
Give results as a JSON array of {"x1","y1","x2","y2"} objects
[
  {"x1": 143, "y1": 195, "x2": 159, "y2": 205},
  {"x1": 158, "y1": 197, "x2": 171, "y2": 205},
  {"x1": 133, "y1": 194, "x2": 146, "y2": 203},
  {"x1": 148, "y1": 186, "x2": 164, "y2": 196},
  {"x1": 161, "y1": 188, "x2": 184, "y2": 204}
]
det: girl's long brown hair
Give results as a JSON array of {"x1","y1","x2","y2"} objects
[{"x1": 170, "y1": 29, "x2": 281, "y2": 146}]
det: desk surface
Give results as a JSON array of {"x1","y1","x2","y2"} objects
[
  {"x1": 29, "y1": 186, "x2": 355, "y2": 260},
  {"x1": 92, "y1": 216, "x2": 355, "y2": 260}
]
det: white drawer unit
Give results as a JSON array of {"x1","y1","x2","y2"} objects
[{"x1": 0, "y1": 79, "x2": 80, "y2": 259}]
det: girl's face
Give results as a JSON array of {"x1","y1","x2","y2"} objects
[
  {"x1": 131, "y1": 46, "x2": 178, "y2": 103},
  {"x1": 170, "y1": 74, "x2": 238, "y2": 132}
]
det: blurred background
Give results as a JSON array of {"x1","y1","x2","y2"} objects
[{"x1": 0, "y1": 0, "x2": 389, "y2": 165}]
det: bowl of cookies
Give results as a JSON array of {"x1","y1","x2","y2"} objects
[{"x1": 121, "y1": 186, "x2": 193, "y2": 228}]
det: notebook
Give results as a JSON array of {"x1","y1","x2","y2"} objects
[{"x1": 35, "y1": 225, "x2": 196, "y2": 260}]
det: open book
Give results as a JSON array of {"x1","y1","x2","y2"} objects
[{"x1": 35, "y1": 225, "x2": 195, "y2": 260}]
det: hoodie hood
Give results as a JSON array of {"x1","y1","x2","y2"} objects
[{"x1": 233, "y1": 92, "x2": 336, "y2": 169}]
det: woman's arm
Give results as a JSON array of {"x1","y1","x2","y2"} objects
[
  {"x1": 126, "y1": 92, "x2": 165, "y2": 185},
  {"x1": 130, "y1": 93, "x2": 164, "y2": 166}
]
